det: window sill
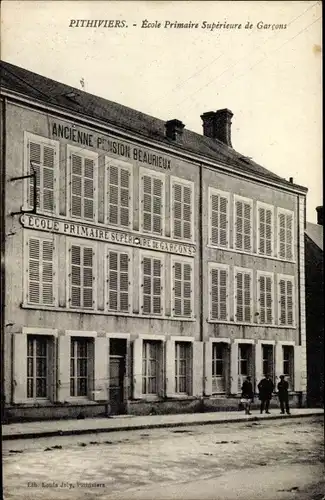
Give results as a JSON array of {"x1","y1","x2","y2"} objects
[
  {"x1": 206, "y1": 244, "x2": 296, "y2": 264},
  {"x1": 206, "y1": 319, "x2": 296, "y2": 329}
]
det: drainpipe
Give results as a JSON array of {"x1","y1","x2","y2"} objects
[
  {"x1": 199, "y1": 163, "x2": 205, "y2": 403},
  {"x1": 0, "y1": 97, "x2": 6, "y2": 421}
]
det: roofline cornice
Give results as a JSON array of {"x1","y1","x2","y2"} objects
[{"x1": 1, "y1": 88, "x2": 308, "y2": 195}]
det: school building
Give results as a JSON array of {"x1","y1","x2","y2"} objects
[{"x1": 0, "y1": 61, "x2": 308, "y2": 421}]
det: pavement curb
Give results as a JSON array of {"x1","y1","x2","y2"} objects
[{"x1": 2, "y1": 411, "x2": 323, "y2": 441}]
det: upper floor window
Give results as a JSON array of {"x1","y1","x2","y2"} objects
[
  {"x1": 140, "y1": 253, "x2": 164, "y2": 316},
  {"x1": 234, "y1": 267, "x2": 252, "y2": 323},
  {"x1": 140, "y1": 169, "x2": 165, "y2": 235},
  {"x1": 277, "y1": 209, "x2": 294, "y2": 260},
  {"x1": 68, "y1": 146, "x2": 98, "y2": 221},
  {"x1": 27, "y1": 237, "x2": 55, "y2": 306},
  {"x1": 172, "y1": 257, "x2": 193, "y2": 318},
  {"x1": 171, "y1": 177, "x2": 194, "y2": 240},
  {"x1": 25, "y1": 133, "x2": 59, "y2": 214},
  {"x1": 234, "y1": 196, "x2": 253, "y2": 252},
  {"x1": 106, "y1": 161, "x2": 132, "y2": 228},
  {"x1": 257, "y1": 202, "x2": 274, "y2": 257},
  {"x1": 209, "y1": 188, "x2": 229, "y2": 247},
  {"x1": 107, "y1": 249, "x2": 130, "y2": 313},
  {"x1": 69, "y1": 243, "x2": 95, "y2": 310},
  {"x1": 278, "y1": 275, "x2": 294, "y2": 326},
  {"x1": 257, "y1": 272, "x2": 274, "y2": 325},
  {"x1": 209, "y1": 264, "x2": 229, "y2": 321}
]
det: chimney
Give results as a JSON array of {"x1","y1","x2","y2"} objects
[
  {"x1": 201, "y1": 108, "x2": 233, "y2": 147},
  {"x1": 316, "y1": 206, "x2": 323, "y2": 226},
  {"x1": 165, "y1": 119, "x2": 185, "y2": 141},
  {"x1": 289, "y1": 177, "x2": 294, "y2": 184}
]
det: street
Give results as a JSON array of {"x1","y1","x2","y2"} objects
[{"x1": 3, "y1": 415, "x2": 324, "y2": 500}]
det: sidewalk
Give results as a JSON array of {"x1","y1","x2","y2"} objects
[{"x1": 2, "y1": 408, "x2": 323, "y2": 441}]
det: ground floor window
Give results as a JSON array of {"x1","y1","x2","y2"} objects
[
  {"x1": 70, "y1": 338, "x2": 91, "y2": 397},
  {"x1": 142, "y1": 340, "x2": 159, "y2": 395},
  {"x1": 175, "y1": 342, "x2": 191, "y2": 394},
  {"x1": 27, "y1": 336, "x2": 49, "y2": 398},
  {"x1": 212, "y1": 343, "x2": 228, "y2": 393},
  {"x1": 283, "y1": 345, "x2": 294, "y2": 390},
  {"x1": 262, "y1": 344, "x2": 274, "y2": 381},
  {"x1": 238, "y1": 343, "x2": 253, "y2": 391}
]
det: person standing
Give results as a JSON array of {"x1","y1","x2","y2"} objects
[
  {"x1": 241, "y1": 376, "x2": 254, "y2": 415},
  {"x1": 277, "y1": 375, "x2": 291, "y2": 414},
  {"x1": 257, "y1": 374, "x2": 274, "y2": 414}
]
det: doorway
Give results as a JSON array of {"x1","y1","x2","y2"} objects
[{"x1": 109, "y1": 339, "x2": 127, "y2": 415}]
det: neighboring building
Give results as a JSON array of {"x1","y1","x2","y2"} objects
[
  {"x1": 305, "y1": 206, "x2": 324, "y2": 407},
  {"x1": 1, "y1": 61, "x2": 308, "y2": 421}
]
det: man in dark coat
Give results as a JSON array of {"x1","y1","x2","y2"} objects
[
  {"x1": 241, "y1": 376, "x2": 254, "y2": 415},
  {"x1": 277, "y1": 375, "x2": 291, "y2": 414},
  {"x1": 258, "y1": 374, "x2": 274, "y2": 414}
]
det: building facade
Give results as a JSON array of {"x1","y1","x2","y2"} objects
[{"x1": 1, "y1": 61, "x2": 308, "y2": 421}]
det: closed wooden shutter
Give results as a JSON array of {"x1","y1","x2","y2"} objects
[
  {"x1": 141, "y1": 256, "x2": 162, "y2": 315},
  {"x1": 173, "y1": 182, "x2": 193, "y2": 240},
  {"x1": 235, "y1": 270, "x2": 251, "y2": 323},
  {"x1": 142, "y1": 175, "x2": 163, "y2": 234},
  {"x1": 258, "y1": 275, "x2": 273, "y2": 324},
  {"x1": 29, "y1": 140, "x2": 55, "y2": 212},
  {"x1": 278, "y1": 212, "x2": 293, "y2": 260},
  {"x1": 107, "y1": 251, "x2": 130, "y2": 312},
  {"x1": 12, "y1": 334, "x2": 28, "y2": 403},
  {"x1": 71, "y1": 154, "x2": 95, "y2": 220},
  {"x1": 204, "y1": 341, "x2": 212, "y2": 396},
  {"x1": 255, "y1": 341, "x2": 263, "y2": 391},
  {"x1": 28, "y1": 238, "x2": 54, "y2": 306},
  {"x1": 93, "y1": 337, "x2": 109, "y2": 401},
  {"x1": 173, "y1": 261, "x2": 192, "y2": 317},
  {"x1": 211, "y1": 267, "x2": 228, "y2": 320},
  {"x1": 243, "y1": 273, "x2": 251, "y2": 322},
  {"x1": 132, "y1": 338, "x2": 142, "y2": 399},
  {"x1": 235, "y1": 200, "x2": 252, "y2": 251},
  {"x1": 279, "y1": 278, "x2": 293, "y2": 326},
  {"x1": 70, "y1": 245, "x2": 94, "y2": 309},
  {"x1": 286, "y1": 214, "x2": 293, "y2": 260},
  {"x1": 165, "y1": 339, "x2": 176, "y2": 397},
  {"x1": 192, "y1": 341, "x2": 203, "y2": 397},
  {"x1": 230, "y1": 342, "x2": 239, "y2": 394},
  {"x1": 57, "y1": 335, "x2": 71, "y2": 402},
  {"x1": 258, "y1": 207, "x2": 273, "y2": 256},
  {"x1": 294, "y1": 345, "x2": 302, "y2": 392},
  {"x1": 211, "y1": 193, "x2": 228, "y2": 246},
  {"x1": 107, "y1": 165, "x2": 130, "y2": 227}
]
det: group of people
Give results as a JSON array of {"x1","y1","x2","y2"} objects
[{"x1": 240, "y1": 374, "x2": 290, "y2": 415}]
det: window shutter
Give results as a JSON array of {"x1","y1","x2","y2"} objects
[
  {"x1": 286, "y1": 214, "x2": 293, "y2": 260},
  {"x1": 28, "y1": 238, "x2": 40, "y2": 304},
  {"x1": 259, "y1": 275, "x2": 265, "y2": 323},
  {"x1": 279, "y1": 279, "x2": 286, "y2": 325},
  {"x1": 93, "y1": 337, "x2": 109, "y2": 401},
  {"x1": 243, "y1": 203, "x2": 252, "y2": 251},
  {"x1": 153, "y1": 258, "x2": 162, "y2": 314},
  {"x1": 165, "y1": 339, "x2": 176, "y2": 397},
  {"x1": 278, "y1": 212, "x2": 286, "y2": 258},
  {"x1": 174, "y1": 262, "x2": 182, "y2": 316},
  {"x1": 211, "y1": 194, "x2": 219, "y2": 245},
  {"x1": 294, "y1": 345, "x2": 302, "y2": 392},
  {"x1": 275, "y1": 343, "x2": 284, "y2": 385},
  {"x1": 120, "y1": 168, "x2": 130, "y2": 227},
  {"x1": 255, "y1": 341, "x2": 263, "y2": 391},
  {"x1": 192, "y1": 341, "x2": 203, "y2": 397},
  {"x1": 236, "y1": 271, "x2": 243, "y2": 322},
  {"x1": 211, "y1": 194, "x2": 228, "y2": 247},
  {"x1": 56, "y1": 335, "x2": 71, "y2": 402},
  {"x1": 71, "y1": 154, "x2": 82, "y2": 218},
  {"x1": 42, "y1": 240, "x2": 54, "y2": 305},
  {"x1": 230, "y1": 342, "x2": 239, "y2": 394},
  {"x1": 287, "y1": 280, "x2": 293, "y2": 325},
  {"x1": 235, "y1": 201, "x2": 243, "y2": 249},
  {"x1": 83, "y1": 247, "x2": 93, "y2": 308},
  {"x1": 119, "y1": 253, "x2": 129, "y2": 312},
  {"x1": 84, "y1": 158, "x2": 94, "y2": 220},
  {"x1": 132, "y1": 338, "x2": 143, "y2": 399},
  {"x1": 142, "y1": 256, "x2": 162, "y2": 315},
  {"x1": 183, "y1": 263, "x2": 192, "y2": 317},
  {"x1": 211, "y1": 268, "x2": 219, "y2": 319},
  {"x1": 183, "y1": 185, "x2": 192, "y2": 240},
  {"x1": 29, "y1": 141, "x2": 41, "y2": 209},
  {"x1": 265, "y1": 276, "x2": 273, "y2": 324},
  {"x1": 29, "y1": 141, "x2": 55, "y2": 212},
  {"x1": 204, "y1": 341, "x2": 212, "y2": 396},
  {"x1": 12, "y1": 334, "x2": 28, "y2": 403},
  {"x1": 42, "y1": 145, "x2": 55, "y2": 212},
  {"x1": 108, "y1": 251, "x2": 118, "y2": 310},
  {"x1": 108, "y1": 165, "x2": 119, "y2": 225},
  {"x1": 153, "y1": 178, "x2": 162, "y2": 234},
  {"x1": 265, "y1": 209, "x2": 272, "y2": 256},
  {"x1": 258, "y1": 207, "x2": 265, "y2": 254},
  {"x1": 71, "y1": 245, "x2": 81, "y2": 307},
  {"x1": 108, "y1": 166, "x2": 130, "y2": 227},
  {"x1": 173, "y1": 261, "x2": 192, "y2": 317},
  {"x1": 219, "y1": 269, "x2": 227, "y2": 320},
  {"x1": 173, "y1": 183, "x2": 182, "y2": 238},
  {"x1": 211, "y1": 268, "x2": 227, "y2": 320},
  {"x1": 142, "y1": 175, "x2": 163, "y2": 234},
  {"x1": 243, "y1": 273, "x2": 251, "y2": 322},
  {"x1": 173, "y1": 182, "x2": 193, "y2": 240},
  {"x1": 142, "y1": 257, "x2": 151, "y2": 314}
]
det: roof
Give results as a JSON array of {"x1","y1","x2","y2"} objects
[
  {"x1": 0, "y1": 60, "x2": 306, "y2": 190},
  {"x1": 306, "y1": 222, "x2": 323, "y2": 251}
]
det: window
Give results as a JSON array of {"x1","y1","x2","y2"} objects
[
  {"x1": 175, "y1": 342, "x2": 191, "y2": 394},
  {"x1": 27, "y1": 237, "x2": 55, "y2": 306},
  {"x1": 209, "y1": 188, "x2": 229, "y2": 247},
  {"x1": 70, "y1": 338, "x2": 91, "y2": 397},
  {"x1": 172, "y1": 178, "x2": 194, "y2": 240},
  {"x1": 141, "y1": 254, "x2": 163, "y2": 315},
  {"x1": 70, "y1": 244, "x2": 95, "y2": 309},
  {"x1": 262, "y1": 345, "x2": 274, "y2": 380},
  {"x1": 234, "y1": 196, "x2": 253, "y2": 252},
  {"x1": 238, "y1": 343, "x2": 253, "y2": 392},
  {"x1": 212, "y1": 343, "x2": 227, "y2": 393},
  {"x1": 140, "y1": 171, "x2": 164, "y2": 235},
  {"x1": 257, "y1": 203, "x2": 274, "y2": 256},
  {"x1": 172, "y1": 258, "x2": 193, "y2": 318},
  {"x1": 210, "y1": 264, "x2": 229, "y2": 321},
  {"x1": 278, "y1": 209, "x2": 294, "y2": 260},
  {"x1": 69, "y1": 148, "x2": 97, "y2": 221},
  {"x1": 107, "y1": 250, "x2": 130, "y2": 312},
  {"x1": 278, "y1": 276, "x2": 294, "y2": 326},
  {"x1": 257, "y1": 272, "x2": 274, "y2": 325},
  {"x1": 142, "y1": 340, "x2": 159, "y2": 395},
  {"x1": 26, "y1": 134, "x2": 58, "y2": 213},
  {"x1": 27, "y1": 336, "x2": 49, "y2": 398},
  {"x1": 282, "y1": 345, "x2": 294, "y2": 390},
  {"x1": 235, "y1": 268, "x2": 252, "y2": 323},
  {"x1": 106, "y1": 162, "x2": 131, "y2": 227}
]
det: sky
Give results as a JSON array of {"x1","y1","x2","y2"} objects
[{"x1": 1, "y1": 0, "x2": 322, "y2": 222}]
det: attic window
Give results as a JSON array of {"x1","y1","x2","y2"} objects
[{"x1": 64, "y1": 92, "x2": 80, "y2": 102}]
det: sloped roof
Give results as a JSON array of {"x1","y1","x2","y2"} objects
[
  {"x1": 0, "y1": 60, "x2": 305, "y2": 189},
  {"x1": 306, "y1": 222, "x2": 323, "y2": 251}
]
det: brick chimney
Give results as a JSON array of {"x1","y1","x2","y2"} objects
[
  {"x1": 201, "y1": 109, "x2": 233, "y2": 147},
  {"x1": 316, "y1": 206, "x2": 323, "y2": 226},
  {"x1": 165, "y1": 119, "x2": 185, "y2": 141}
]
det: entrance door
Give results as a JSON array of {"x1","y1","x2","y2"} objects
[{"x1": 109, "y1": 339, "x2": 127, "y2": 415}]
